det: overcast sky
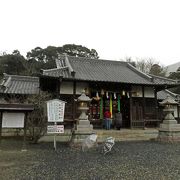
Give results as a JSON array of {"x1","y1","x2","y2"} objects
[{"x1": 0, "y1": 0, "x2": 180, "y2": 66}]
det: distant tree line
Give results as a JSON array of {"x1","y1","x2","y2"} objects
[
  {"x1": 125, "y1": 57, "x2": 168, "y2": 77},
  {"x1": 125, "y1": 57, "x2": 180, "y2": 94},
  {"x1": 0, "y1": 44, "x2": 179, "y2": 81},
  {"x1": 0, "y1": 44, "x2": 99, "y2": 77}
]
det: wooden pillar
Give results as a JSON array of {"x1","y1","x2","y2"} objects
[
  {"x1": 56, "y1": 79, "x2": 60, "y2": 98},
  {"x1": 100, "y1": 96, "x2": 103, "y2": 120},
  {"x1": 154, "y1": 88, "x2": 159, "y2": 125},
  {"x1": 177, "y1": 105, "x2": 180, "y2": 123},
  {"x1": 0, "y1": 111, "x2": 2, "y2": 149},
  {"x1": 142, "y1": 86, "x2": 145, "y2": 128},
  {"x1": 22, "y1": 112, "x2": 27, "y2": 151},
  {"x1": 73, "y1": 81, "x2": 76, "y2": 121},
  {"x1": 59, "y1": 78, "x2": 62, "y2": 98},
  {"x1": 56, "y1": 78, "x2": 61, "y2": 98},
  {"x1": 129, "y1": 91, "x2": 133, "y2": 129},
  {"x1": 110, "y1": 94, "x2": 112, "y2": 118}
]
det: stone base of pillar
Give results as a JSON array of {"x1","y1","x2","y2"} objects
[
  {"x1": 75, "y1": 119, "x2": 93, "y2": 132},
  {"x1": 157, "y1": 123, "x2": 180, "y2": 142},
  {"x1": 157, "y1": 130, "x2": 180, "y2": 142},
  {"x1": 70, "y1": 131, "x2": 93, "y2": 144},
  {"x1": 69, "y1": 120, "x2": 95, "y2": 147}
]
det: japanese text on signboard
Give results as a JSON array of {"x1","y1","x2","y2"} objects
[{"x1": 47, "y1": 99, "x2": 65, "y2": 122}]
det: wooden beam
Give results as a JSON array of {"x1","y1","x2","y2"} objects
[{"x1": 0, "y1": 104, "x2": 34, "y2": 111}]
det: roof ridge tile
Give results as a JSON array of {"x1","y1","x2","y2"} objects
[{"x1": 43, "y1": 67, "x2": 68, "y2": 72}]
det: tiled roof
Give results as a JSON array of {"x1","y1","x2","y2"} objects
[
  {"x1": 148, "y1": 74, "x2": 179, "y2": 100},
  {"x1": 43, "y1": 67, "x2": 70, "y2": 78},
  {"x1": 148, "y1": 74, "x2": 178, "y2": 85},
  {"x1": 157, "y1": 90, "x2": 170, "y2": 100},
  {"x1": 0, "y1": 74, "x2": 39, "y2": 94},
  {"x1": 157, "y1": 89, "x2": 180, "y2": 100},
  {"x1": 43, "y1": 55, "x2": 155, "y2": 85}
]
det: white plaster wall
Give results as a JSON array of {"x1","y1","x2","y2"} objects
[
  {"x1": 144, "y1": 87, "x2": 155, "y2": 98},
  {"x1": 76, "y1": 82, "x2": 89, "y2": 94},
  {"x1": 60, "y1": 82, "x2": 89, "y2": 95},
  {"x1": 131, "y1": 86, "x2": 142, "y2": 97},
  {"x1": 2, "y1": 112, "x2": 25, "y2": 128},
  {"x1": 60, "y1": 82, "x2": 73, "y2": 94}
]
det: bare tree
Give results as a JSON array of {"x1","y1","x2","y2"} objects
[
  {"x1": 26, "y1": 91, "x2": 52, "y2": 143},
  {"x1": 124, "y1": 56, "x2": 136, "y2": 67},
  {"x1": 135, "y1": 58, "x2": 155, "y2": 73},
  {"x1": 149, "y1": 64, "x2": 168, "y2": 77},
  {"x1": 135, "y1": 57, "x2": 167, "y2": 76}
]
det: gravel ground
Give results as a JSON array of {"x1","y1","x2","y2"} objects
[{"x1": 0, "y1": 139, "x2": 180, "y2": 180}]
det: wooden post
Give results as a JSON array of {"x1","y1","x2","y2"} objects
[
  {"x1": 177, "y1": 105, "x2": 180, "y2": 124},
  {"x1": 73, "y1": 81, "x2": 76, "y2": 121},
  {"x1": 0, "y1": 111, "x2": 2, "y2": 149},
  {"x1": 110, "y1": 94, "x2": 112, "y2": 118},
  {"x1": 57, "y1": 77, "x2": 62, "y2": 99},
  {"x1": 142, "y1": 86, "x2": 145, "y2": 128},
  {"x1": 54, "y1": 122, "x2": 57, "y2": 151},
  {"x1": 129, "y1": 91, "x2": 133, "y2": 129},
  {"x1": 154, "y1": 88, "x2": 159, "y2": 126},
  {"x1": 22, "y1": 112, "x2": 27, "y2": 151}
]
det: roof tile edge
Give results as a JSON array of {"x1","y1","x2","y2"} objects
[
  {"x1": 127, "y1": 63, "x2": 153, "y2": 82},
  {"x1": 148, "y1": 74, "x2": 178, "y2": 83},
  {"x1": 64, "y1": 55, "x2": 76, "y2": 77}
]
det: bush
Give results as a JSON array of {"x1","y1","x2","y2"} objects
[
  {"x1": 27, "y1": 109, "x2": 47, "y2": 143},
  {"x1": 26, "y1": 91, "x2": 52, "y2": 143}
]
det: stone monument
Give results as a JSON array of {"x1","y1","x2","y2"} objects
[
  {"x1": 70, "y1": 90, "x2": 94, "y2": 145},
  {"x1": 157, "y1": 96, "x2": 180, "y2": 142}
]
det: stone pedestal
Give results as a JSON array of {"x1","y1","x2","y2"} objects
[
  {"x1": 70, "y1": 119, "x2": 94, "y2": 145},
  {"x1": 158, "y1": 121, "x2": 180, "y2": 142},
  {"x1": 76, "y1": 120, "x2": 93, "y2": 133}
]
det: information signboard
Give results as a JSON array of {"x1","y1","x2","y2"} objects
[{"x1": 47, "y1": 99, "x2": 66, "y2": 122}]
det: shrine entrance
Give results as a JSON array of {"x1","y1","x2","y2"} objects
[{"x1": 89, "y1": 91, "x2": 130, "y2": 128}]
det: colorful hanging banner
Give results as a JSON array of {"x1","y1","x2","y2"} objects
[
  {"x1": 110, "y1": 93, "x2": 112, "y2": 118},
  {"x1": 100, "y1": 97, "x2": 103, "y2": 119},
  {"x1": 118, "y1": 94, "x2": 121, "y2": 112}
]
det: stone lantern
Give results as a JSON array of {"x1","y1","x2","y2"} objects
[
  {"x1": 158, "y1": 95, "x2": 180, "y2": 142},
  {"x1": 70, "y1": 90, "x2": 94, "y2": 144},
  {"x1": 77, "y1": 90, "x2": 91, "y2": 121},
  {"x1": 159, "y1": 95, "x2": 178, "y2": 124}
]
